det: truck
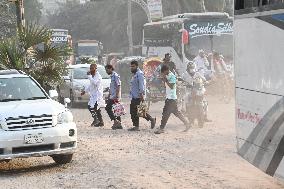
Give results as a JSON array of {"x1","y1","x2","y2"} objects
[{"x1": 76, "y1": 40, "x2": 103, "y2": 62}]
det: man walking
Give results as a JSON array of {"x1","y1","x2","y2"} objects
[
  {"x1": 128, "y1": 60, "x2": 156, "y2": 131},
  {"x1": 105, "y1": 64, "x2": 123, "y2": 130},
  {"x1": 81, "y1": 64, "x2": 105, "y2": 127},
  {"x1": 155, "y1": 65, "x2": 190, "y2": 134}
]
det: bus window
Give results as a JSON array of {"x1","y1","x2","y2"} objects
[{"x1": 235, "y1": 0, "x2": 284, "y2": 10}]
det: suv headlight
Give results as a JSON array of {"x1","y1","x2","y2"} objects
[{"x1": 57, "y1": 110, "x2": 74, "y2": 124}]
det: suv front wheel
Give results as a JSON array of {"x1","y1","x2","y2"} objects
[{"x1": 51, "y1": 154, "x2": 73, "y2": 164}]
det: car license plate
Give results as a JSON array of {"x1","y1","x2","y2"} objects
[{"x1": 24, "y1": 133, "x2": 44, "y2": 144}]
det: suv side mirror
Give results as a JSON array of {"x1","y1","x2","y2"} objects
[
  {"x1": 64, "y1": 98, "x2": 71, "y2": 108},
  {"x1": 49, "y1": 90, "x2": 58, "y2": 99}
]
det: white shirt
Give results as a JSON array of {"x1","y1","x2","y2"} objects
[
  {"x1": 193, "y1": 55, "x2": 209, "y2": 76},
  {"x1": 85, "y1": 72, "x2": 105, "y2": 109}
]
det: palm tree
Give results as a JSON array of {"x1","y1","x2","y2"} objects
[
  {"x1": 0, "y1": 38, "x2": 24, "y2": 70},
  {"x1": 0, "y1": 22, "x2": 71, "y2": 90}
]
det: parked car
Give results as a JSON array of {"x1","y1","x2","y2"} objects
[
  {"x1": 57, "y1": 64, "x2": 111, "y2": 107},
  {"x1": 0, "y1": 69, "x2": 77, "y2": 164}
]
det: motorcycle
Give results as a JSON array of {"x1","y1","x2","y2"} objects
[{"x1": 181, "y1": 74, "x2": 208, "y2": 128}]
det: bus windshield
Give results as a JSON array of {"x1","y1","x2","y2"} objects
[
  {"x1": 143, "y1": 21, "x2": 183, "y2": 57},
  {"x1": 78, "y1": 46, "x2": 98, "y2": 57},
  {"x1": 185, "y1": 34, "x2": 233, "y2": 60}
]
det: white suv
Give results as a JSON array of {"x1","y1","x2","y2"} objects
[{"x1": 0, "y1": 70, "x2": 77, "y2": 164}]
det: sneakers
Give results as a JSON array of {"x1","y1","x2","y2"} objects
[
  {"x1": 112, "y1": 120, "x2": 123, "y2": 130},
  {"x1": 183, "y1": 123, "x2": 191, "y2": 132},
  {"x1": 91, "y1": 121, "x2": 96, "y2": 127},
  {"x1": 154, "y1": 128, "x2": 165, "y2": 134},
  {"x1": 151, "y1": 118, "x2": 156, "y2": 129},
  {"x1": 112, "y1": 125, "x2": 123, "y2": 130},
  {"x1": 94, "y1": 122, "x2": 104, "y2": 127},
  {"x1": 128, "y1": 127, "x2": 140, "y2": 131}
]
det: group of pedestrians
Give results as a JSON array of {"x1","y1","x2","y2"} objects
[{"x1": 81, "y1": 58, "x2": 190, "y2": 134}]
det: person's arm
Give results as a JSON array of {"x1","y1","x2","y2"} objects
[
  {"x1": 81, "y1": 85, "x2": 90, "y2": 95},
  {"x1": 204, "y1": 57, "x2": 209, "y2": 67},
  {"x1": 197, "y1": 72, "x2": 207, "y2": 82},
  {"x1": 163, "y1": 74, "x2": 175, "y2": 89},
  {"x1": 165, "y1": 80, "x2": 175, "y2": 89},
  {"x1": 115, "y1": 75, "x2": 121, "y2": 99},
  {"x1": 221, "y1": 59, "x2": 229, "y2": 72},
  {"x1": 137, "y1": 73, "x2": 145, "y2": 100},
  {"x1": 172, "y1": 62, "x2": 179, "y2": 76}
]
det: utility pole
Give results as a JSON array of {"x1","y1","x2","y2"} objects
[
  {"x1": 128, "y1": 0, "x2": 133, "y2": 56},
  {"x1": 9, "y1": 0, "x2": 25, "y2": 32}
]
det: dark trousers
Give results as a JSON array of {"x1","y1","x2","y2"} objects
[
  {"x1": 88, "y1": 103, "x2": 103, "y2": 123},
  {"x1": 130, "y1": 98, "x2": 153, "y2": 127},
  {"x1": 160, "y1": 99, "x2": 188, "y2": 129},
  {"x1": 105, "y1": 99, "x2": 121, "y2": 122}
]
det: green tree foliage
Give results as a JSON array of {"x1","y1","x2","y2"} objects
[
  {"x1": 0, "y1": 38, "x2": 24, "y2": 69},
  {"x1": 0, "y1": 0, "x2": 16, "y2": 39},
  {"x1": 0, "y1": 23, "x2": 70, "y2": 90},
  {"x1": 47, "y1": 0, "x2": 232, "y2": 55},
  {"x1": 23, "y1": 0, "x2": 43, "y2": 23}
]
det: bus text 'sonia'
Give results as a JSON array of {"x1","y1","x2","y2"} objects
[{"x1": 187, "y1": 22, "x2": 233, "y2": 38}]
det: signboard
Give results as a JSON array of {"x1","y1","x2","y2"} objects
[
  {"x1": 51, "y1": 29, "x2": 68, "y2": 44},
  {"x1": 50, "y1": 35, "x2": 68, "y2": 43},
  {"x1": 147, "y1": 0, "x2": 163, "y2": 22},
  {"x1": 185, "y1": 20, "x2": 233, "y2": 38}
]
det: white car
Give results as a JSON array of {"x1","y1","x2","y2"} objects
[
  {"x1": 0, "y1": 70, "x2": 77, "y2": 164},
  {"x1": 57, "y1": 64, "x2": 111, "y2": 106}
]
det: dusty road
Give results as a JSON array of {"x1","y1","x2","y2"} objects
[{"x1": 0, "y1": 96, "x2": 283, "y2": 189}]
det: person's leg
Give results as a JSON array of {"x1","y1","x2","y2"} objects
[
  {"x1": 88, "y1": 105, "x2": 97, "y2": 126},
  {"x1": 110, "y1": 100, "x2": 123, "y2": 129},
  {"x1": 106, "y1": 99, "x2": 116, "y2": 121},
  {"x1": 117, "y1": 116, "x2": 121, "y2": 122},
  {"x1": 129, "y1": 99, "x2": 140, "y2": 130},
  {"x1": 155, "y1": 99, "x2": 172, "y2": 134},
  {"x1": 160, "y1": 100, "x2": 172, "y2": 129},
  {"x1": 172, "y1": 100, "x2": 190, "y2": 131},
  {"x1": 203, "y1": 98, "x2": 212, "y2": 122},
  {"x1": 144, "y1": 112, "x2": 156, "y2": 129},
  {"x1": 94, "y1": 102, "x2": 104, "y2": 127}
]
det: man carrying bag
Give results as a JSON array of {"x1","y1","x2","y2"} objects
[
  {"x1": 105, "y1": 64, "x2": 124, "y2": 130},
  {"x1": 128, "y1": 60, "x2": 156, "y2": 131}
]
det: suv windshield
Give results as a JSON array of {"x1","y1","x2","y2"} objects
[
  {"x1": 0, "y1": 77, "x2": 47, "y2": 102},
  {"x1": 72, "y1": 67, "x2": 110, "y2": 79}
]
